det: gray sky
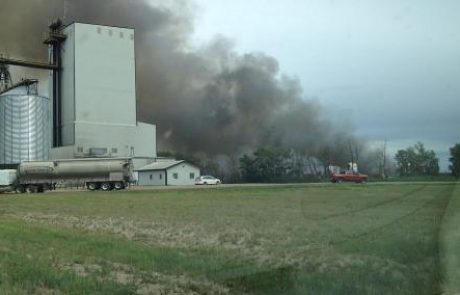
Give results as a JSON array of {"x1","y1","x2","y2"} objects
[{"x1": 191, "y1": 0, "x2": 460, "y2": 171}]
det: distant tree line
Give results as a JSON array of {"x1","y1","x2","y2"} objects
[
  {"x1": 161, "y1": 136, "x2": 395, "y2": 183},
  {"x1": 160, "y1": 141, "x2": 460, "y2": 183},
  {"x1": 239, "y1": 148, "x2": 321, "y2": 183},
  {"x1": 392, "y1": 142, "x2": 460, "y2": 178},
  {"x1": 394, "y1": 142, "x2": 439, "y2": 176}
]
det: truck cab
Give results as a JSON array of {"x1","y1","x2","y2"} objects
[
  {"x1": 331, "y1": 170, "x2": 368, "y2": 183},
  {"x1": 0, "y1": 169, "x2": 17, "y2": 192}
]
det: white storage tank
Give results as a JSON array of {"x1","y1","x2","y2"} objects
[{"x1": 0, "y1": 80, "x2": 51, "y2": 164}]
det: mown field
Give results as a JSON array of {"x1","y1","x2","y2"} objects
[{"x1": 0, "y1": 183, "x2": 459, "y2": 294}]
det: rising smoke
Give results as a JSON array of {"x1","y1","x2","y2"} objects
[{"x1": 0, "y1": 0, "x2": 359, "y2": 166}]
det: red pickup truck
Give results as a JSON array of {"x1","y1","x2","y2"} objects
[{"x1": 331, "y1": 171, "x2": 368, "y2": 183}]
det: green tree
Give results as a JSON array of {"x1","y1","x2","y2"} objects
[
  {"x1": 394, "y1": 142, "x2": 439, "y2": 176},
  {"x1": 240, "y1": 148, "x2": 316, "y2": 183},
  {"x1": 239, "y1": 154, "x2": 258, "y2": 182},
  {"x1": 449, "y1": 143, "x2": 460, "y2": 178}
]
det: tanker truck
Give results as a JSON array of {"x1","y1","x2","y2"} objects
[{"x1": 0, "y1": 158, "x2": 133, "y2": 193}]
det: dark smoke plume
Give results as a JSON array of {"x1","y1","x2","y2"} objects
[{"x1": 0, "y1": 0, "x2": 356, "y2": 161}]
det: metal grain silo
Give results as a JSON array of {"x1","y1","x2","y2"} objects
[{"x1": 0, "y1": 80, "x2": 51, "y2": 165}]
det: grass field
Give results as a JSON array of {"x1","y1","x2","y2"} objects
[{"x1": 0, "y1": 183, "x2": 459, "y2": 294}]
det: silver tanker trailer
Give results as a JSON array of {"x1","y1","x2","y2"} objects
[{"x1": 0, "y1": 158, "x2": 133, "y2": 193}]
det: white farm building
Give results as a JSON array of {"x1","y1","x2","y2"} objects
[{"x1": 137, "y1": 160, "x2": 200, "y2": 186}]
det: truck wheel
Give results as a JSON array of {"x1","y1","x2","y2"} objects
[
  {"x1": 25, "y1": 185, "x2": 37, "y2": 193},
  {"x1": 100, "y1": 182, "x2": 112, "y2": 191},
  {"x1": 87, "y1": 183, "x2": 98, "y2": 191},
  {"x1": 113, "y1": 182, "x2": 124, "y2": 190}
]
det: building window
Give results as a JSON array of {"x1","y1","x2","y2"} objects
[
  {"x1": 111, "y1": 148, "x2": 118, "y2": 154},
  {"x1": 190, "y1": 173, "x2": 195, "y2": 179},
  {"x1": 173, "y1": 173, "x2": 178, "y2": 179},
  {"x1": 108, "y1": 29, "x2": 113, "y2": 36},
  {"x1": 150, "y1": 174, "x2": 153, "y2": 180},
  {"x1": 89, "y1": 148, "x2": 108, "y2": 156},
  {"x1": 77, "y1": 146, "x2": 83, "y2": 153},
  {"x1": 97, "y1": 27, "x2": 102, "y2": 34},
  {"x1": 119, "y1": 32, "x2": 124, "y2": 38},
  {"x1": 159, "y1": 174, "x2": 162, "y2": 180}
]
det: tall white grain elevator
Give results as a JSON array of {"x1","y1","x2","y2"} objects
[{"x1": 50, "y1": 23, "x2": 156, "y2": 161}]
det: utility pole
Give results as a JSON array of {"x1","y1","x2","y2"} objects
[
  {"x1": 348, "y1": 140, "x2": 355, "y2": 173},
  {"x1": 382, "y1": 139, "x2": 387, "y2": 179}
]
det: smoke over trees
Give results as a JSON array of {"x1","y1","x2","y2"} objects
[{"x1": 0, "y1": 0, "x2": 382, "y2": 180}]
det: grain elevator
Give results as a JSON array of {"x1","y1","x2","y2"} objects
[
  {"x1": 0, "y1": 20, "x2": 157, "y2": 170},
  {"x1": 49, "y1": 23, "x2": 156, "y2": 161}
]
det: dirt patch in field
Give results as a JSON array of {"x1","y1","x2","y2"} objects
[
  {"x1": 314, "y1": 254, "x2": 409, "y2": 280},
  {"x1": 60, "y1": 263, "x2": 102, "y2": 277},
  {"x1": 17, "y1": 213, "x2": 245, "y2": 248},
  {"x1": 13, "y1": 213, "x2": 280, "y2": 263},
  {"x1": 59, "y1": 261, "x2": 231, "y2": 295},
  {"x1": 33, "y1": 287, "x2": 61, "y2": 295},
  {"x1": 9, "y1": 212, "x2": 416, "y2": 274},
  {"x1": 17, "y1": 212, "x2": 398, "y2": 276}
]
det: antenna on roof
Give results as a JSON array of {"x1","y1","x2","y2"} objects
[{"x1": 63, "y1": 0, "x2": 69, "y2": 21}]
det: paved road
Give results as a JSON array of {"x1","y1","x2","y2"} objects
[
  {"x1": 3, "y1": 181, "x2": 457, "y2": 195},
  {"x1": 61, "y1": 181, "x2": 456, "y2": 191},
  {"x1": 125, "y1": 181, "x2": 459, "y2": 192}
]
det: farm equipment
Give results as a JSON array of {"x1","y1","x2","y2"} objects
[{"x1": 0, "y1": 158, "x2": 133, "y2": 193}]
